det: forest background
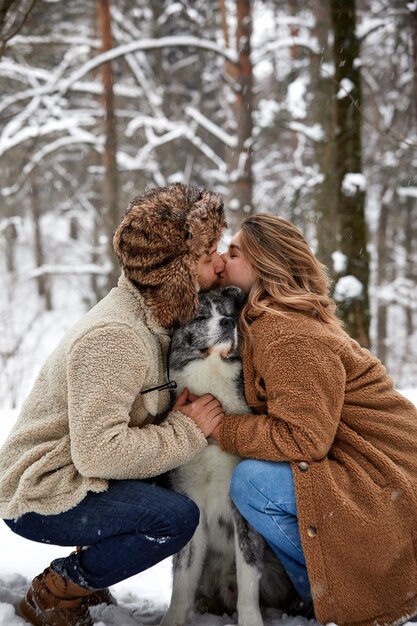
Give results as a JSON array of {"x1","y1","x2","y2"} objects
[{"x1": 0, "y1": 0, "x2": 416, "y2": 409}]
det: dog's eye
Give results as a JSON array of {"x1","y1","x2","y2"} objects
[{"x1": 194, "y1": 315, "x2": 206, "y2": 322}]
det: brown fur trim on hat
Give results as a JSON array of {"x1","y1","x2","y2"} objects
[{"x1": 113, "y1": 183, "x2": 226, "y2": 328}]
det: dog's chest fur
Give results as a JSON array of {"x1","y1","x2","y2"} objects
[
  {"x1": 170, "y1": 351, "x2": 248, "y2": 511},
  {"x1": 172, "y1": 352, "x2": 248, "y2": 414}
]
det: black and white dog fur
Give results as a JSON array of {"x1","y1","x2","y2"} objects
[{"x1": 160, "y1": 287, "x2": 296, "y2": 626}]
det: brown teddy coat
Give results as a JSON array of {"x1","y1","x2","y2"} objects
[
  {"x1": 219, "y1": 308, "x2": 417, "y2": 626},
  {"x1": 0, "y1": 274, "x2": 208, "y2": 519}
]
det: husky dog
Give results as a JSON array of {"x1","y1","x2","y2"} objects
[{"x1": 160, "y1": 287, "x2": 296, "y2": 626}]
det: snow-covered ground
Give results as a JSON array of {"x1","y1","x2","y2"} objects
[{"x1": 0, "y1": 388, "x2": 416, "y2": 626}]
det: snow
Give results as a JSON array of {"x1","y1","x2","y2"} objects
[
  {"x1": 341, "y1": 173, "x2": 367, "y2": 197},
  {"x1": 185, "y1": 107, "x2": 238, "y2": 149},
  {"x1": 286, "y1": 78, "x2": 307, "y2": 119},
  {"x1": 397, "y1": 186, "x2": 417, "y2": 199},
  {"x1": 333, "y1": 275, "x2": 364, "y2": 302},
  {"x1": 332, "y1": 251, "x2": 348, "y2": 274},
  {"x1": 254, "y1": 99, "x2": 281, "y2": 128},
  {"x1": 288, "y1": 122, "x2": 324, "y2": 142},
  {"x1": 377, "y1": 278, "x2": 417, "y2": 310},
  {"x1": 336, "y1": 78, "x2": 355, "y2": 99}
]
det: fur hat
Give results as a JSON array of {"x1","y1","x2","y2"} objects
[{"x1": 113, "y1": 183, "x2": 227, "y2": 328}]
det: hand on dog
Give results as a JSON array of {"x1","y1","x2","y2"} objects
[{"x1": 174, "y1": 388, "x2": 224, "y2": 437}]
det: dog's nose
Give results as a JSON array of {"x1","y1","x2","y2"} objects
[{"x1": 220, "y1": 316, "x2": 235, "y2": 329}]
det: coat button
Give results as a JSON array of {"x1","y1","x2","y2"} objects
[
  {"x1": 298, "y1": 461, "x2": 309, "y2": 472},
  {"x1": 307, "y1": 526, "x2": 317, "y2": 538}
]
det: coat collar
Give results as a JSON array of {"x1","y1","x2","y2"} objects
[
  {"x1": 117, "y1": 272, "x2": 170, "y2": 337},
  {"x1": 117, "y1": 272, "x2": 171, "y2": 416}
]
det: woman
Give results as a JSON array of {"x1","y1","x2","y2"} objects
[
  {"x1": 212, "y1": 213, "x2": 417, "y2": 626},
  {"x1": 0, "y1": 183, "x2": 227, "y2": 626}
]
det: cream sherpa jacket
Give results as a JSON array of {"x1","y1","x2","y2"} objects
[{"x1": 0, "y1": 274, "x2": 207, "y2": 519}]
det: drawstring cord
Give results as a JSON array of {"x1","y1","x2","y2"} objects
[{"x1": 141, "y1": 336, "x2": 177, "y2": 395}]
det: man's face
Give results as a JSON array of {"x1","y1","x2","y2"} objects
[{"x1": 196, "y1": 245, "x2": 225, "y2": 291}]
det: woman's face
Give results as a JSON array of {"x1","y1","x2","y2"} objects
[{"x1": 219, "y1": 231, "x2": 256, "y2": 294}]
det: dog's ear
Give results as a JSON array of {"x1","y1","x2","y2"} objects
[{"x1": 220, "y1": 286, "x2": 246, "y2": 311}]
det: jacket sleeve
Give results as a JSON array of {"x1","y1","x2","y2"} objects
[
  {"x1": 218, "y1": 336, "x2": 346, "y2": 462},
  {"x1": 67, "y1": 325, "x2": 207, "y2": 479}
]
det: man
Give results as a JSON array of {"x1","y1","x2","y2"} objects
[
  {"x1": 196, "y1": 244, "x2": 225, "y2": 291},
  {"x1": 0, "y1": 183, "x2": 227, "y2": 626}
]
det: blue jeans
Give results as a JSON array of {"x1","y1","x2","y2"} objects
[
  {"x1": 4, "y1": 479, "x2": 199, "y2": 590},
  {"x1": 230, "y1": 460, "x2": 311, "y2": 601}
]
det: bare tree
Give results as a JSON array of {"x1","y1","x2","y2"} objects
[
  {"x1": 410, "y1": 2, "x2": 417, "y2": 127},
  {"x1": 97, "y1": 0, "x2": 120, "y2": 289},
  {"x1": 227, "y1": 0, "x2": 254, "y2": 231},
  {"x1": 310, "y1": 0, "x2": 337, "y2": 273},
  {"x1": 330, "y1": 0, "x2": 370, "y2": 347},
  {"x1": 31, "y1": 177, "x2": 52, "y2": 310},
  {"x1": 0, "y1": 0, "x2": 36, "y2": 55}
]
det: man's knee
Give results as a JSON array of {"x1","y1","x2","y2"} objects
[{"x1": 169, "y1": 492, "x2": 200, "y2": 541}]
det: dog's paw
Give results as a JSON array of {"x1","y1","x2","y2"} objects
[
  {"x1": 159, "y1": 608, "x2": 188, "y2": 626},
  {"x1": 237, "y1": 608, "x2": 264, "y2": 626}
]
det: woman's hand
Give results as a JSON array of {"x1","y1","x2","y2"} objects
[
  {"x1": 208, "y1": 421, "x2": 222, "y2": 442},
  {"x1": 173, "y1": 388, "x2": 224, "y2": 437}
]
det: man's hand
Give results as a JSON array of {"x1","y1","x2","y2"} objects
[{"x1": 173, "y1": 388, "x2": 224, "y2": 437}]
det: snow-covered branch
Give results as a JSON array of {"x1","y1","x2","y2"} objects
[
  {"x1": 253, "y1": 36, "x2": 320, "y2": 64},
  {"x1": 1, "y1": 134, "x2": 103, "y2": 197},
  {"x1": 0, "y1": 115, "x2": 97, "y2": 158},
  {"x1": 56, "y1": 37, "x2": 237, "y2": 97},
  {"x1": 185, "y1": 106, "x2": 237, "y2": 148},
  {"x1": 29, "y1": 264, "x2": 112, "y2": 278},
  {"x1": 287, "y1": 121, "x2": 324, "y2": 142},
  {"x1": 6, "y1": 35, "x2": 101, "y2": 48}
]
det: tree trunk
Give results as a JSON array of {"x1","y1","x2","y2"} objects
[
  {"x1": 97, "y1": 0, "x2": 120, "y2": 290},
  {"x1": 330, "y1": 0, "x2": 370, "y2": 347},
  {"x1": 310, "y1": 0, "x2": 338, "y2": 275},
  {"x1": 31, "y1": 182, "x2": 52, "y2": 310},
  {"x1": 3, "y1": 221, "x2": 17, "y2": 273},
  {"x1": 403, "y1": 199, "x2": 415, "y2": 337},
  {"x1": 228, "y1": 0, "x2": 254, "y2": 232},
  {"x1": 0, "y1": 0, "x2": 36, "y2": 57},
  {"x1": 376, "y1": 189, "x2": 390, "y2": 365},
  {"x1": 410, "y1": 4, "x2": 417, "y2": 128}
]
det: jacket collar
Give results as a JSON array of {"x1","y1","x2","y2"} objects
[{"x1": 117, "y1": 272, "x2": 170, "y2": 336}]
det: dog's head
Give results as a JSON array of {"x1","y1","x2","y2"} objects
[{"x1": 169, "y1": 286, "x2": 245, "y2": 370}]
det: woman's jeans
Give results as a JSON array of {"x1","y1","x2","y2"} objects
[
  {"x1": 230, "y1": 460, "x2": 312, "y2": 601},
  {"x1": 4, "y1": 479, "x2": 199, "y2": 590}
]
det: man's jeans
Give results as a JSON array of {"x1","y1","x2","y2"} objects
[
  {"x1": 230, "y1": 460, "x2": 312, "y2": 601},
  {"x1": 4, "y1": 479, "x2": 199, "y2": 589}
]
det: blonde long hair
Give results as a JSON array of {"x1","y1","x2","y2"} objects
[{"x1": 238, "y1": 213, "x2": 342, "y2": 342}]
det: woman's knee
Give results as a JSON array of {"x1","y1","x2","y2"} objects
[
  {"x1": 230, "y1": 460, "x2": 293, "y2": 511},
  {"x1": 230, "y1": 460, "x2": 265, "y2": 511}
]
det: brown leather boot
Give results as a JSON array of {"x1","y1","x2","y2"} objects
[
  {"x1": 20, "y1": 567, "x2": 95, "y2": 625},
  {"x1": 84, "y1": 586, "x2": 117, "y2": 608}
]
